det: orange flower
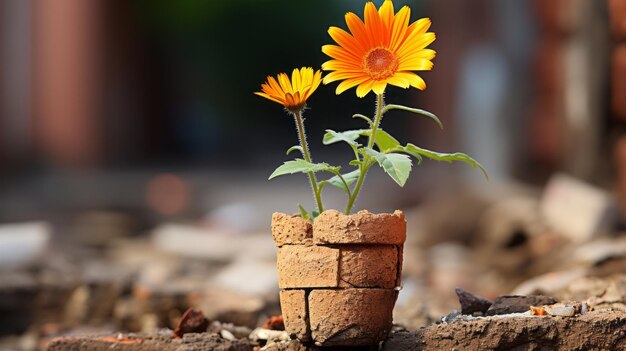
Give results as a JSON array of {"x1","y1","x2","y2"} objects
[
  {"x1": 255, "y1": 67, "x2": 322, "y2": 112},
  {"x1": 322, "y1": 0, "x2": 436, "y2": 97}
]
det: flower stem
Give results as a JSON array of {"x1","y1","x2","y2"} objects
[
  {"x1": 344, "y1": 93, "x2": 384, "y2": 214},
  {"x1": 293, "y1": 110, "x2": 324, "y2": 213}
]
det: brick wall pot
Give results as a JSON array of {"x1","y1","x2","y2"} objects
[{"x1": 271, "y1": 209, "x2": 406, "y2": 347}]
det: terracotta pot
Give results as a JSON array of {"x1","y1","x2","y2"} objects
[{"x1": 271, "y1": 209, "x2": 406, "y2": 347}]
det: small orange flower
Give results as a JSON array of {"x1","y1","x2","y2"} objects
[
  {"x1": 322, "y1": 0, "x2": 436, "y2": 97},
  {"x1": 255, "y1": 67, "x2": 322, "y2": 113}
]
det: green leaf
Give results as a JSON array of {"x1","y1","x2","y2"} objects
[
  {"x1": 404, "y1": 143, "x2": 488, "y2": 179},
  {"x1": 298, "y1": 204, "x2": 310, "y2": 221},
  {"x1": 322, "y1": 129, "x2": 367, "y2": 147},
  {"x1": 323, "y1": 169, "x2": 360, "y2": 192},
  {"x1": 392, "y1": 145, "x2": 424, "y2": 164},
  {"x1": 269, "y1": 159, "x2": 339, "y2": 180},
  {"x1": 382, "y1": 104, "x2": 444, "y2": 129},
  {"x1": 352, "y1": 114, "x2": 373, "y2": 126},
  {"x1": 371, "y1": 129, "x2": 400, "y2": 153},
  {"x1": 286, "y1": 145, "x2": 303, "y2": 155},
  {"x1": 311, "y1": 211, "x2": 320, "y2": 219},
  {"x1": 362, "y1": 148, "x2": 412, "y2": 187}
]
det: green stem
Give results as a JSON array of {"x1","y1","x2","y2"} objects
[
  {"x1": 344, "y1": 93, "x2": 384, "y2": 214},
  {"x1": 293, "y1": 110, "x2": 324, "y2": 213},
  {"x1": 333, "y1": 171, "x2": 352, "y2": 199}
]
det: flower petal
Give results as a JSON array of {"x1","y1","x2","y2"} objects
[
  {"x1": 398, "y1": 57, "x2": 434, "y2": 71},
  {"x1": 322, "y1": 44, "x2": 360, "y2": 63},
  {"x1": 397, "y1": 32, "x2": 436, "y2": 59},
  {"x1": 322, "y1": 59, "x2": 361, "y2": 71},
  {"x1": 254, "y1": 92, "x2": 285, "y2": 105},
  {"x1": 394, "y1": 72, "x2": 426, "y2": 90},
  {"x1": 378, "y1": 0, "x2": 394, "y2": 45},
  {"x1": 323, "y1": 70, "x2": 363, "y2": 84},
  {"x1": 364, "y1": 2, "x2": 384, "y2": 46},
  {"x1": 390, "y1": 6, "x2": 411, "y2": 51},
  {"x1": 335, "y1": 76, "x2": 370, "y2": 95},
  {"x1": 372, "y1": 80, "x2": 387, "y2": 95},
  {"x1": 277, "y1": 73, "x2": 293, "y2": 94},
  {"x1": 386, "y1": 75, "x2": 411, "y2": 88},
  {"x1": 345, "y1": 12, "x2": 370, "y2": 47},
  {"x1": 329, "y1": 26, "x2": 365, "y2": 57},
  {"x1": 356, "y1": 80, "x2": 375, "y2": 97}
]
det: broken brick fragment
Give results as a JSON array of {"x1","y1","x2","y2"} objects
[{"x1": 174, "y1": 308, "x2": 209, "y2": 338}]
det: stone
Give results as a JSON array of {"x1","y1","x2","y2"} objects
[
  {"x1": 174, "y1": 308, "x2": 209, "y2": 338},
  {"x1": 308, "y1": 289, "x2": 397, "y2": 346},
  {"x1": 276, "y1": 246, "x2": 339, "y2": 288},
  {"x1": 212, "y1": 260, "x2": 278, "y2": 296},
  {"x1": 313, "y1": 210, "x2": 405, "y2": 245},
  {"x1": 152, "y1": 224, "x2": 274, "y2": 262},
  {"x1": 382, "y1": 310, "x2": 626, "y2": 351},
  {"x1": 46, "y1": 332, "x2": 255, "y2": 351},
  {"x1": 338, "y1": 246, "x2": 398, "y2": 288},
  {"x1": 455, "y1": 288, "x2": 493, "y2": 315},
  {"x1": 485, "y1": 295, "x2": 557, "y2": 316},
  {"x1": 279, "y1": 290, "x2": 309, "y2": 342},
  {"x1": 271, "y1": 213, "x2": 312, "y2": 247},
  {"x1": 0, "y1": 221, "x2": 50, "y2": 267},
  {"x1": 540, "y1": 174, "x2": 612, "y2": 242}
]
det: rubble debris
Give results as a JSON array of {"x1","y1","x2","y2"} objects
[
  {"x1": 174, "y1": 308, "x2": 209, "y2": 338},
  {"x1": 208, "y1": 321, "x2": 252, "y2": 339},
  {"x1": 382, "y1": 310, "x2": 626, "y2": 351},
  {"x1": 485, "y1": 295, "x2": 557, "y2": 316},
  {"x1": 46, "y1": 332, "x2": 255, "y2": 351},
  {"x1": 0, "y1": 271, "x2": 37, "y2": 335},
  {"x1": 262, "y1": 316, "x2": 285, "y2": 331},
  {"x1": 0, "y1": 222, "x2": 50, "y2": 267},
  {"x1": 249, "y1": 328, "x2": 290, "y2": 343},
  {"x1": 529, "y1": 302, "x2": 590, "y2": 317},
  {"x1": 455, "y1": 287, "x2": 493, "y2": 315}
]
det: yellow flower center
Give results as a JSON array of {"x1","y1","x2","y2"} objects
[{"x1": 363, "y1": 48, "x2": 398, "y2": 80}]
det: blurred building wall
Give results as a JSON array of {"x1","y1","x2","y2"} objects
[
  {"x1": 32, "y1": 0, "x2": 103, "y2": 167},
  {"x1": 0, "y1": 0, "x2": 32, "y2": 164}
]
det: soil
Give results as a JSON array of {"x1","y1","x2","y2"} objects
[
  {"x1": 383, "y1": 310, "x2": 626, "y2": 351},
  {"x1": 46, "y1": 332, "x2": 253, "y2": 351}
]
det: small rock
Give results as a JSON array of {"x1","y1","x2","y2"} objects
[
  {"x1": 221, "y1": 329, "x2": 236, "y2": 341},
  {"x1": 174, "y1": 308, "x2": 209, "y2": 338},
  {"x1": 485, "y1": 295, "x2": 557, "y2": 316},
  {"x1": 262, "y1": 316, "x2": 285, "y2": 331},
  {"x1": 455, "y1": 288, "x2": 493, "y2": 315},
  {"x1": 249, "y1": 328, "x2": 290, "y2": 343},
  {"x1": 441, "y1": 310, "x2": 461, "y2": 323},
  {"x1": 545, "y1": 305, "x2": 576, "y2": 317}
]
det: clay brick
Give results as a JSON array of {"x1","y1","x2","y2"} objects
[
  {"x1": 396, "y1": 245, "x2": 404, "y2": 287},
  {"x1": 279, "y1": 290, "x2": 310, "y2": 341},
  {"x1": 338, "y1": 246, "x2": 398, "y2": 288},
  {"x1": 308, "y1": 289, "x2": 398, "y2": 346},
  {"x1": 272, "y1": 213, "x2": 312, "y2": 247},
  {"x1": 609, "y1": 0, "x2": 626, "y2": 39},
  {"x1": 276, "y1": 246, "x2": 339, "y2": 288},
  {"x1": 613, "y1": 45, "x2": 626, "y2": 120},
  {"x1": 313, "y1": 210, "x2": 406, "y2": 245}
]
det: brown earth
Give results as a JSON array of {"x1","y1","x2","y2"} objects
[
  {"x1": 382, "y1": 310, "x2": 626, "y2": 351},
  {"x1": 46, "y1": 332, "x2": 253, "y2": 351}
]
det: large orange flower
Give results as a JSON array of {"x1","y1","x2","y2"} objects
[
  {"x1": 322, "y1": 0, "x2": 436, "y2": 97},
  {"x1": 255, "y1": 67, "x2": 322, "y2": 113}
]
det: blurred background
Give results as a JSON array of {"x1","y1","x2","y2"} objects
[{"x1": 1, "y1": 0, "x2": 626, "y2": 349}]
